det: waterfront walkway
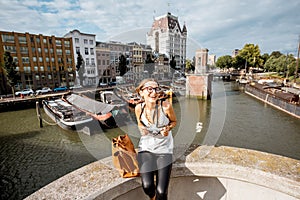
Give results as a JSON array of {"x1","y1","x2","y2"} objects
[{"x1": 25, "y1": 145, "x2": 300, "y2": 200}]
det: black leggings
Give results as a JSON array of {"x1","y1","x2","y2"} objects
[{"x1": 138, "y1": 151, "x2": 173, "y2": 200}]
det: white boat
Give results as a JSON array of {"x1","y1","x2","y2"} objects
[{"x1": 42, "y1": 99, "x2": 93, "y2": 130}]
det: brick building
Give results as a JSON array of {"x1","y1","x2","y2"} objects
[{"x1": 0, "y1": 30, "x2": 75, "y2": 94}]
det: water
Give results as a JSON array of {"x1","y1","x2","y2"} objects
[{"x1": 0, "y1": 81, "x2": 299, "y2": 200}]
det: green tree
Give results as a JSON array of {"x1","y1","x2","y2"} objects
[
  {"x1": 216, "y1": 55, "x2": 233, "y2": 69},
  {"x1": 185, "y1": 59, "x2": 195, "y2": 72},
  {"x1": 232, "y1": 55, "x2": 246, "y2": 69},
  {"x1": 270, "y1": 51, "x2": 283, "y2": 58},
  {"x1": 118, "y1": 54, "x2": 127, "y2": 76},
  {"x1": 76, "y1": 52, "x2": 84, "y2": 86},
  {"x1": 238, "y1": 44, "x2": 263, "y2": 72},
  {"x1": 3, "y1": 51, "x2": 19, "y2": 96}
]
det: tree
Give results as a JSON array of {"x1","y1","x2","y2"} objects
[
  {"x1": 76, "y1": 52, "x2": 84, "y2": 86},
  {"x1": 185, "y1": 59, "x2": 195, "y2": 72},
  {"x1": 232, "y1": 55, "x2": 246, "y2": 69},
  {"x1": 237, "y1": 44, "x2": 264, "y2": 72},
  {"x1": 170, "y1": 55, "x2": 176, "y2": 70},
  {"x1": 216, "y1": 55, "x2": 233, "y2": 69},
  {"x1": 3, "y1": 51, "x2": 19, "y2": 96},
  {"x1": 118, "y1": 54, "x2": 127, "y2": 76}
]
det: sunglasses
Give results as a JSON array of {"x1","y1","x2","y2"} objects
[{"x1": 142, "y1": 86, "x2": 161, "y2": 93}]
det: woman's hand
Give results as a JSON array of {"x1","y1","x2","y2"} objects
[
  {"x1": 160, "y1": 126, "x2": 170, "y2": 136},
  {"x1": 139, "y1": 126, "x2": 149, "y2": 136}
]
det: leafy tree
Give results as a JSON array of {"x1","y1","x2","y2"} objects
[
  {"x1": 232, "y1": 55, "x2": 246, "y2": 69},
  {"x1": 185, "y1": 59, "x2": 195, "y2": 72},
  {"x1": 216, "y1": 55, "x2": 233, "y2": 69},
  {"x1": 270, "y1": 51, "x2": 283, "y2": 58},
  {"x1": 238, "y1": 44, "x2": 263, "y2": 72},
  {"x1": 3, "y1": 51, "x2": 19, "y2": 96},
  {"x1": 76, "y1": 52, "x2": 84, "y2": 85},
  {"x1": 118, "y1": 54, "x2": 127, "y2": 76},
  {"x1": 170, "y1": 55, "x2": 176, "y2": 70}
]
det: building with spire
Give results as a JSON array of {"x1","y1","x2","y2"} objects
[{"x1": 146, "y1": 12, "x2": 187, "y2": 70}]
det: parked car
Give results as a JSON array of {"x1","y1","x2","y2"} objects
[
  {"x1": 15, "y1": 89, "x2": 34, "y2": 96},
  {"x1": 69, "y1": 85, "x2": 83, "y2": 90},
  {"x1": 35, "y1": 87, "x2": 52, "y2": 95},
  {"x1": 53, "y1": 86, "x2": 68, "y2": 92},
  {"x1": 108, "y1": 81, "x2": 117, "y2": 86},
  {"x1": 99, "y1": 83, "x2": 108, "y2": 87}
]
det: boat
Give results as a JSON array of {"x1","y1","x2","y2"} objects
[
  {"x1": 42, "y1": 99, "x2": 93, "y2": 130},
  {"x1": 245, "y1": 82, "x2": 300, "y2": 118},
  {"x1": 65, "y1": 94, "x2": 127, "y2": 128}
]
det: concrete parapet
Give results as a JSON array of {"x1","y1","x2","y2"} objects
[{"x1": 25, "y1": 146, "x2": 300, "y2": 200}]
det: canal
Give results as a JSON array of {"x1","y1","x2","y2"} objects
[{"x1": 0, "y1": 81, "x2": 299, "y2": 200}]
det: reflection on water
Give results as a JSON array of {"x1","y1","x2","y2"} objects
[{"x1": 0, "y1": 81, "x2": 299, "y2": 200}]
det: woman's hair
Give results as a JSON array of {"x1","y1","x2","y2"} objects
[{"x1": 135, "y1": 78, "x2": 159, "y2": 94}]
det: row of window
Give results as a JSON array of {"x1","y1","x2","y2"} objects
[
  {"x1": 19, "y1": 65, "x2": 73, "y2": 73},
  {"x1": 1, "y1": 34, "x2": 71, "y2": 46},
  {"x1": 13, "y1": 56, "x2": 72, "y2": 64},
  {"x1": 3, "y1": 45, "x2": 71, "y2": 55},
  {"x1": 74, "y1": 38, "x2": 94, "y2": 45},
  {"x1": 76, "y1": 47, "x2": 94, "y2": 55}
]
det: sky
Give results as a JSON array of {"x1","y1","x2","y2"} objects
[{"x1": 0, "y1": 0, "x2": 299, "y2": 59}]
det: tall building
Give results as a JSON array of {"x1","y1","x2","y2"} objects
[
  {"x1": 147, "y1": 12, "x2": 187, "y2": 69},
  {"x1": 0, "y1": 30, "x2": 75, "y2": 94},
  {"x1": 64, "y1": 30, "x2": 98, "y2": 86}
]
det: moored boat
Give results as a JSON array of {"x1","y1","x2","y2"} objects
[
  {"x1": 245, "y1": 82, "x2": 300, "y2": 118},
  {"x1": 42, "y1": 99, "x2": 93, "y2": 130},
  {"x1": 65, "y1": 94, "x2": 127, "y2": 128}
]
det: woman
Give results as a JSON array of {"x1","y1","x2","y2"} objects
[{"x1": 135, "y1": 78, "x2": 177, "y2": 200}]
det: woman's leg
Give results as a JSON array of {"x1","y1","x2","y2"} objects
[
  {"x1": 155, "y1": 154, "x2": 173, "y2": 200},
  {"x1": 138, "y1": 151, "x2": 157, "y2": 198}
]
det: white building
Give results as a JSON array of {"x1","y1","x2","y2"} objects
[
  {"x1": 64, "y1": 29, "x2": 98, "y2": 86},
  {"x1": 147, "y1": 12, "x2": 187, "y2": 70}
]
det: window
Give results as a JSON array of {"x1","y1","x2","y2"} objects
[
  {"x1": 89, "y1": 40, "x2": 93, "y2": 45},
  {"x1": 84, "y1": 39, "x2": 88, "y2": 44},
  {"x1": 20, "y1": 47, "x2": 28, "y2": 54},
  {"x1": 45, "y1": 48, "x2": 48, "y2": 53},
  {"x1": 64, "y1": 40, "x2": 70, "y2": 47},
  {"x1": 48, "y1": 74, "x2": 52, "y2": 79},
  {"x1": 90, "y1": 48, "x2": 94, "y2": 55},
  {"x1": 34, "y1": 66, "x2": 38, "y2": 71},
  {"x1": 2, "y1": 34, "x2": 15, "y2": 42},
  {"x1": 85, "y1": 48, "x2": 89, "y2": 55},
  {"x1": 40, "y1": 66, "x2": 44, "y2": 71},
  {"x1": 91, "y1": 58, "x2": 95, "y2": 65},
  {"x1": 4, "y1": 45, "x2": 16, "y2": 53},
  {"x1": 76, "y1": 47, "x2": 80, "y2": 54},
  {"x1": 56, "y1": 40, "x2": 61, "y2": 46},
  {"x1": 75, "y1": 38, "x2": 79, "y2": 43},
  {"x1": 33, "y1": 57, "x2": 37, "y2": 62},
  {"x1": 22, "y1": 57, "x2": 30, "y2": 63},
  {"x1": 43, "y1": 38, "x2": 47, "y2": 43},
  {"x1": 65, "y1": 49, "x2": 70, "y2": 55},
  {"x1": 19, "y1": 36, "x2": 26, "y2": 44},
  {"x1": 39, "y1": 57, "x2": 43, "y2": 62},
  {"x1": 86, "y1": 58, "x2": 89, "y2": 65},
  {"x1": 35, "y1": 75, "x2": 40, "y2": 80},
  {"x1": 56, "y1": 49, "x2": 62, "y2": 55},
  {"x1": 36, "y1": 38, "x2": 40, "y2": 43},
  {"x1": 38, "y1": 48, "x2": 41, "y2": 53}
]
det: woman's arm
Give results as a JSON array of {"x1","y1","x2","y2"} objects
[
  {"x1": 135, "y1": 103, "x2": 148, "y2": 135},
  {"x1": 161, "y1": 101, "x2": 177, "y2": 136}
]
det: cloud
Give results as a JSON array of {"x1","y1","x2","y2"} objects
[{"x1": 0, "y1": 0, "x2": 299, "y2": 58}]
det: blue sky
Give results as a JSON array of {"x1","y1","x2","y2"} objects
[{"x1": 0, "y1": 0, "x2": 299, "y2": 59}]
